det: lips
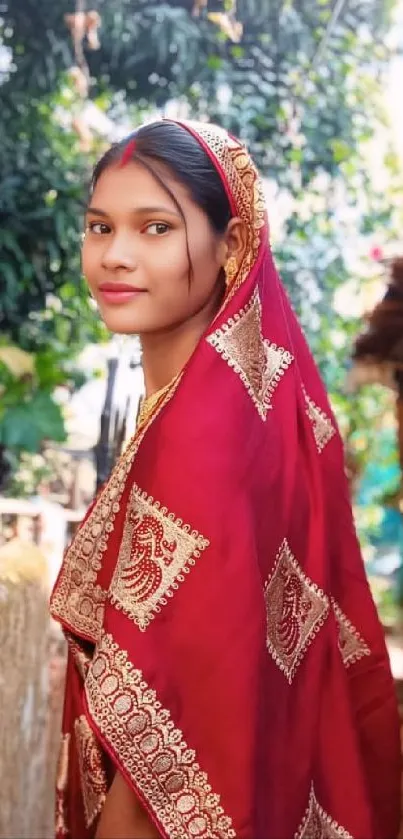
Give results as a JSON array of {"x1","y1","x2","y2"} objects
[
  {"x1": 99, "y1": 282, "x2": 145, "y2": 292},
  {"x1": 98, "y1": 282, "x2": 146, "y2": 304}
]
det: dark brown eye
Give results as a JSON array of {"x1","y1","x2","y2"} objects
[
  {"x1": 146, "y1": 222, "x2": 171, "y2": 236},
  {"x1": 88, "y1": 222, "x2": 110, "y2": 235}
]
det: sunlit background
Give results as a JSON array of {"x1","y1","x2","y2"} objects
[{"x1": 0, "y1": 1, "x2": 402, "y2": 835}]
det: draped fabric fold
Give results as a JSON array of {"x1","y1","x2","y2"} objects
[{"x1": 50, "y1": 120, "x2": 401, "y2": 839}]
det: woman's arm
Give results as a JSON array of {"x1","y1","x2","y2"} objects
[{"x1": 96, "y1": 771, "x2": 161, "y2": 839}]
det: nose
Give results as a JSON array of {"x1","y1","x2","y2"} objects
[{"x1": 101, "y1": 231, "x2": 138, "y2": 272}]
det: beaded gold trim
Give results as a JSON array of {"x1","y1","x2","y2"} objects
[
  {"x1": 55, "y1": 733, "x2": 70, "y2": 837},
  {"x1": 304, "y1": 390, "x2": 335, "y2": 453},
  {"x1": 207, "y1": 288, "x2": 293, "y2": 419},
  {"x1": 50, "y1": 377, "x2": 181, "y2": 642},
  {"x1": 176, "y1": 121, "x2": 267, "y2": 301},
  {"x1": 85, "y1": 632, "x2": 236, "y2": 839},
  {"x1": 74, "y1": 715, "x2": 108, "y2": 828},
  {"x1": 109, "y1": 482, "x2": 209, "y2": 631},
  {"x1": 66, "y1": 634, "x2": 93, "y2": 681},
  {"x1": 137, "y1": 375, "x2": 180, "y2": 431},
  {"x1": 296, "y1": 784, "x2": 353, "y2": 838},
  {"x1": 332, "y1": 599, "x2": 370, "y2": 668},
  {"x1": 265, "y1": 539, "x2": 329, "y2": 684}
]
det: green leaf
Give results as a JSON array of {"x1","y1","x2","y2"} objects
[
  {"x1": 206, "y1": 55, "x2": 223, "y2": 71},
  {"x1": 0, "y1": 391, "x2": 66, "y2": 452}
]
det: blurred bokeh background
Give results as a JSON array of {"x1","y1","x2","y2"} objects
[{"x1": 0, "y1": 0, "x2": 402, "y2": 835}]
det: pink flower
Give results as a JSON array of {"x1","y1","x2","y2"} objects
[{"x1": 369, "y1": 245, "x2": 384, "y2": 262}]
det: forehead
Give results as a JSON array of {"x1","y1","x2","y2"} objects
[{"x1": 91, "y1": 160, "x2": 191, "y2": 213}]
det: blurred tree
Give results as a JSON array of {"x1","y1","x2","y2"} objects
[
  {"x1": 1, "y1": 0, "x2": 396, "y2": 332},
  {"x1": 2, "y1": 0, "x2": 394, "y2": 175}
]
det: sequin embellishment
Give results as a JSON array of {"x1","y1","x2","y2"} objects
[
  {"x1": 265, "y1": 539, "x2": 329, "y2": 683},
  {"x1": 50, "y1": 376, "x2": 181, "y2": 642},
  {"x1": 109, "y1": 483, "x2": 209, "y2": 630},
  {"x1": 304, "y1": 390, "x2": 335, "y2": 453},
  {"x1": 296, "y1": 785, "x2": 353, "y2": 838},
  {"x1": 85, "y1": 632, "x2": 236, "y2": 839},
  {"x1": 175, "y1": 121, "x2": 267, "y2": 299},
  {"x1": 332, "y1": 599, "x2": 370, "y2": 668},
  {"x1": 74, "y1": 715, "x2": 108, "y2": 827},
  {"x1": 208, "y1": 288, "x2": 293, "y2": 420}
]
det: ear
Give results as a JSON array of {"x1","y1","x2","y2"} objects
[{"x1": 219, "y1": 217, "x2": 248, "y2": 268}]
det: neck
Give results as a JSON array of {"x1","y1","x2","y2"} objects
[{"x1": 140, "y1": 289, "x2": 222, "y2": 397}]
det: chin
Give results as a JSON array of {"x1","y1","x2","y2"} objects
[
  {"x1": 98, "y1": 308, "x2": 140, "y2": 335},
  {"x1": 100, "y1": 306, "x2": 179, "y2": 336}
]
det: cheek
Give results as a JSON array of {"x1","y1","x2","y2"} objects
[
  {"x1": 147, "y1": 237, "x2": 188, "y2": 272},
  {"x1": 186, "y1": 234, "x2": 222, "y2": 292},
  {"x1": 142, "y1": 239, "x2": 190, "y2": 297}
]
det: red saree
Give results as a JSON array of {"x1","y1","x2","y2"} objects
[{"x1": 50, "y1": 120, "x2": 401, "y2": 839}]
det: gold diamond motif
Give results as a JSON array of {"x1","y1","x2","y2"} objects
[
  {"x1": 207, "y1": 289, "x2": 293, "y2": 419},
  {"x1": 296, "y1": 785, "x2": 353, "y2": 838},
  {"x1": 265, "y1": 540, "x2": 329, "y2": 684},
  {"x1": 109, "y1": 483, "x2": 209, "y2": 631},
  {"x1": 332, "y1": 600, "x2": 370, "y2": 668},
  {"x1": 304, "y1": 391, "x2": 335, "y2": 453}
]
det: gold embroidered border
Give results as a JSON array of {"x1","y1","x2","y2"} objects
[
  {"x1": 85, "y1": 632, "x2": 236, "y2": 839},
  {"x1": 207, "y1": 288, "x2": 293, "y2": 420},
  {"x1": 303, "y1": 390, "x2": 335, "y2": 453},
  {"x1": 265, "y1": 539, "x2": 329, "y2": 684},
  {"x1": 74, "y1": 715, "x2": 108, "y2": 828},
  {"x1": 178, "y1": 121, "x2": 266, "y2": 300},
  {"x1": 50, "y1": 377, "x2": 181, "y2": 642},
  {"x1": 109, "y1": 483, "x2": 209, "y2": 631},
  {"x1": 66, "y1": 634, "x2": 93, "y2": 681},
  {"x1": 296, "y1": 784, "x2": 353, "y2": 839},
  {"x1": 55, "y1": 733, "x2": 70, "y2": 837},
  {"x1": 331, "y1": 599, "x2": 370, "y2": 669}
]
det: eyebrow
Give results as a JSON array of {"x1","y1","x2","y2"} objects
[{"x1": 85, "y1": 205, "x2": 181, "y2": 218}]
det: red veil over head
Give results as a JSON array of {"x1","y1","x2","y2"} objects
[{"x1": 51, "y1": 121, "x2": 401, "y2": 839}]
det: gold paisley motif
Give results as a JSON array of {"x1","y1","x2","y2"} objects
[
  {"x1": 331, "y1": 599, "x2": 370, "y2": 668},
  {"x1": 50, "y1": 377, "x2": 181, "y2": 642},
  {"x1": 208, "y1": 288, "x2": 293, "y2": 419},
  {"x1": 303, "y1": 389, "x2": 335, "y2": 453},
  {"x1": 74, "y1": 715, "x2": 108, "y2": 828},
  {"x1": 109, "y1": 483, "x2": 209, "y2": 631},
  {"x1": 296, "y1": 785, "x2": 353, "y2": 839},
  {"x1": 265, "y1": 539, "x2": 329, "y2": 683},
  {"x1": 85, "y1": 632, "x2": 236, "y2": 839}
]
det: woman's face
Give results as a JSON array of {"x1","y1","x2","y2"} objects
[{"x1": 82, "y1": 160, "x2": 228, "y2": 336}]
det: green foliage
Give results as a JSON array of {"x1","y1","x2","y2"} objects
[
  {"x1": 2, "y1": 0, "x2": 394, "y2": 180},
  {"x1": 0, "y1": 346, "x2": 66, "y2": 454},
  {"x1": 0, "y1": 391, "x2": 65, "y2": 452},
  {"x1": 0, "y1": 0, "x2": 401, "y2": 509},
  {"x1": 0, "y1": 83, "x2": 98, "y2": 344}
]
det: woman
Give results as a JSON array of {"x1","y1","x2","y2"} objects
[{"x1": 50, "y1": 119, "x2": 401, "y2": 839}]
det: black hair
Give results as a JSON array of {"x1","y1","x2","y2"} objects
[
  {"x1": 92, "y1": 121, "x2": 232, "y2": 233},
  {"x1": 91, "y1": 121, "x2": 233, "y2": 285}
]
